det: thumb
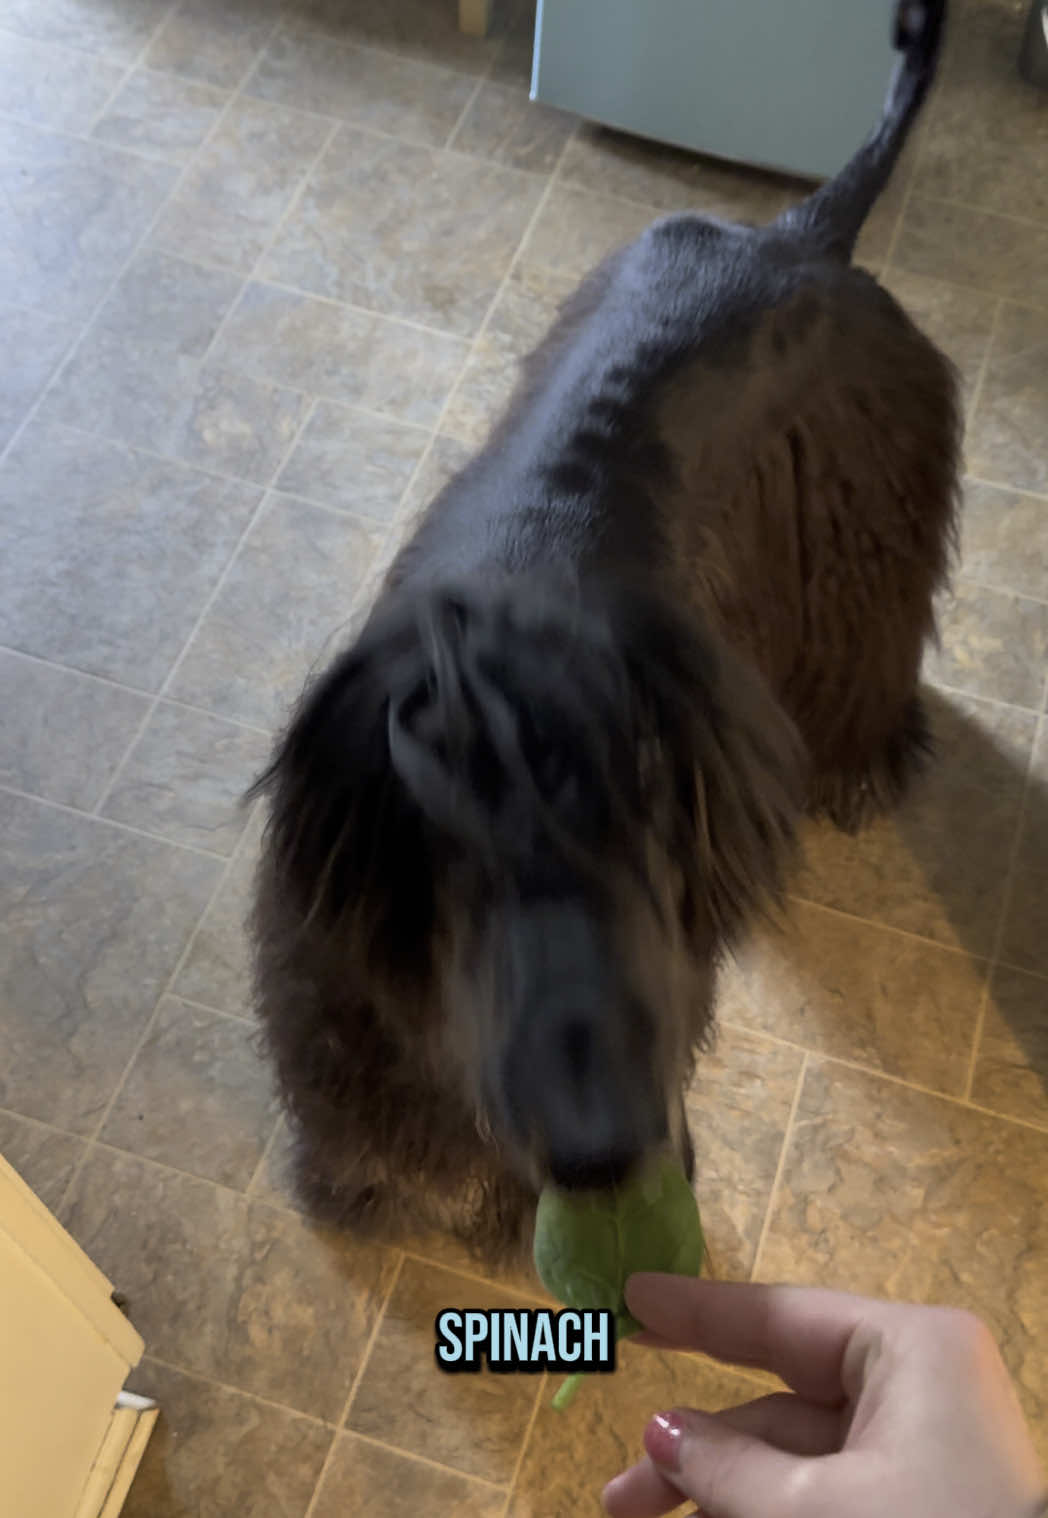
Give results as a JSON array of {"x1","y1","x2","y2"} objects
[{"x1": 644, "y1": 1407, "x2": 806, "y2": 1518}]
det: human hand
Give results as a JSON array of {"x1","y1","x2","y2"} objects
[{"x1": 602, "y1": 1274, "x2": 1047, "y2": 1518}]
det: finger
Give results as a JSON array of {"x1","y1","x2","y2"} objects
[
  {"x1": 714, "y1": 1392, "x2": 843, "y2": 1456},
  {"x1": 624, "y1": 1275, "x2": 888, "y2": 1403},
  {"x1": 643, "y1": 1406, "x2": 808, "y2": 1518},
  {"x1": 602, "y1": 1457, "x2": 688, "y2": 1518}
]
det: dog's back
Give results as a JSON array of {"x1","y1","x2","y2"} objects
[{"x1": 391, "y1": 0, "x2": 958, "y2": 823}]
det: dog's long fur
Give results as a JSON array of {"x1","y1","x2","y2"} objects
[{"x1": 249, "y1": 0, "x2": 961, "y2": 1262}]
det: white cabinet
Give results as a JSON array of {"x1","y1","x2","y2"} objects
[
  {"x1": 531, "y1": 0, "x2": 898, "y2": 179},
  {"x1": 0, "y1": 1155, "x2": 155, "y2": 1518}
]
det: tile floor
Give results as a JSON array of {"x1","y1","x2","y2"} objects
[{"x1": 1, "y1": 0, "x2": 1046, "y2": 1512}]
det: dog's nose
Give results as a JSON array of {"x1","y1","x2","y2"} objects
[{"x1": 547, "y1": 1145, "x2": 637, "y2": 1192}]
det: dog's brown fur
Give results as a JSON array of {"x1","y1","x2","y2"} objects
[{"x1": 249, "y1": 1, "x2": 960, "y2": 1265}]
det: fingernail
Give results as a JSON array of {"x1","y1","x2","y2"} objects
[{"x1": 644, "y1": 1410, "x2": 685, "y2": 1472}]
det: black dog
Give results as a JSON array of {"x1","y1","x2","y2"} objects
[{"x1": 249, "y1": 0, "x2": 959, "y2": 1261}]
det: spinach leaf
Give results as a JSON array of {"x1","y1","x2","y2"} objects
[{"x1": 533, "y1": 1151, "x2": 704, "y2": 1409}]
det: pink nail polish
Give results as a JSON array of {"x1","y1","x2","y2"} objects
[{"x1": 644, "y1": 1410, "x2": 685, "y2": 1472}]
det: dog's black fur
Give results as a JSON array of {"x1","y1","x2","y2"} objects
[{"x1": 249, "y1": 0, "x2": 961, "y2": 1262}]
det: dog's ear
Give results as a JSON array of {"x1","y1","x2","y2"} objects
[
  {"x1": 611, "y1": 588, "x2": 808, "y2": 942},
  {"x1": 248, "y1": 609, "x2": 434, "y2": 980}
]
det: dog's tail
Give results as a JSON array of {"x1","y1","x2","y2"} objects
[{"x1": 772, "y1": 0, "x2": 947, "y2": 260}]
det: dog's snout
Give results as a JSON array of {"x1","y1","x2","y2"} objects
[
  {"x1": 499, "y1": 898, "x2": 668, "y2": 1190},
  {"x1": 548, "y1": 1145, "x2": 636, "y2": 1192}
]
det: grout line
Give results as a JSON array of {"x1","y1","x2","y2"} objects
[
  {"x1": 0, "y1": 645, "x2": 273, "y2": 731},
  {"x1": 748, "y1": 1053, "x2": 808, "y2": 1283},
  {"x1": 923, "y1": 672, "x2": 1048, "y2": 720},
  {"x1": 963, "y1": 299, "x2": 1004, "y2": 436},
  {"x1": 244, "y1": 1118, "x2": 282, "y2": 1199},
  {"x1": 500, "y1": 1374, "x2": 547, "y2": 1517},
  {"x1": 0, "y1": 1105, "x2": 92, "y2": 1145},
  {"x1": 91, "y1": 376, "x2": 319, "y2": 820},
  {"x1": 398, "y1": 1249, "x2": 549, "y2": 1305},
  {"x1": 302, "y1": 1252, "x2": 407, "y2": 1517},
  {"x1": 963, "y1": 471, "x2": 1048, "y2": 509},
  {"x1": 192, "y1": 118, "x2": 344, "y2": 375},
  {"x1": 964, "y1": 700, "x2": 1048, "y2": 1101},
  {"x1": 138, "y1": 1352, "x2": 338, "y2": 1427},
  {"x1": 964, "y1": 699, "x2": 1046, "y2": 1100},
  {"x1": 443, "y1": 67, "x2": 489, "y2": 154},
  {"x1": 949, "y1": 572, "x2": 1048, "y2": 612},
  {"x1": 53, "y1": 802, "x2": 264, "y2": 1219},
  {"x1": 344, "y1": 1429, "x2": 510, "y2": 1493},
  {"x1": 0, "y1": 11, "x2": 285, "y2": 483},
  {"x1": 0, "y1": 782, "x2": 230, "y2": 860},
  {"x1": 165, "y1": 990, "x2": 255, "y2": 1024},
  {"x1": 80, "y1": 1, "x2": 182, "y2": 137},
  {"x1": 717, "y1": 1022, "x2": 1048, "y2": 1135},
  {"x1": 92, "y1": 60, "x2": 364, "y2": 810},
  {"x1": 782, "y1": 891, "x2": 991, "y2": 963}
]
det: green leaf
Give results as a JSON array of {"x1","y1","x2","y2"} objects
[{"x1": 534, "y1": 1151, "x2": 704, "y2": 1411}]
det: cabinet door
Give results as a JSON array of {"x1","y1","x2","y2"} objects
[
  {"x1": 0, "y1": 1155, "x2": 147, "y2": 1518},
  {"x1": 532, "y1": 0, "x2": 897, "y2": 180}
]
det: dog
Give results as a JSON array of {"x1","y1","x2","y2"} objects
[{"x1": 248, "y1": 0, "x2": 960, "y2": 1264}]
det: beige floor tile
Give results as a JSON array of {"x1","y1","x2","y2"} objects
[
  {"x1": 894, "y1": 196, "x2": 1048, "y2": 309},
  {"x1": 999, "y1": 863, "x2": 1048, "y2": 979},
  {"x1": 63, "y1": 1146, "x2": 398, "y2": 1419},
  {"x1": 145, "y1": 0, "x2": 284, "y2": 90},
  {"x1": 913, "y1": 4, "x2": 1048, "y2": 226},
  {"x1": 247, "y1": 30, "x2": 477, "y2": 148},
  {"x1": 793, "y1": 687, "x2": 1037, "y2": 957},
  {"x1": 264, "y1": 128, "x2": 543, "y2": 335},
  {"x1": 968, "y1": 302, "x2": 1048, "y2": 496},
  {"x1": 759, "y1": 1059, "x2": 1048, "y2": 1459},
  {"x1": 0, "y1": 651, "x2": 149, "y2": 811},
  {"x1": 275, "y1": 401, "x2": 430, "y2": 519},
  {"x1": 926, "y1": 578, "x2": 1048, "y2": 710},
  {"x1": 520, "y1": 183, "x2": 655, "y2": 283},
  {"x1": 0, "y1": 122, "x2": 177, "y2": 320},
  {"x1": 101, "y1": 996, "x2": 280, "y2": 1187},
  {"x1": 91, "y1": 68, "x2": 229, "y2": 165},
  {"x1": 0, "y1": 302, "x2": 78, "y2": 450},
  {"x1": 0, "y1": 1110, "x2": 85, "y2": 1212},
  {"x1": 347, "y1": 1257, "x2": 540, "y2": 1483},
  {"x1": 559, "y1": 123, "x2": 789, "y2": 223},
  {"x1": 718, "y1": 898, "x2": 986, "y2": 1095},
  {"x1": 174, "y1": 810, "x2": 264, "y2": 1018},
  {"x1": 0, "y1": 422, "x2": 262, "y2": 689},
  {"x1": 101, "y1": 702, "x2": 269, "y2": 855},
  {"x1": 151, "y1": 98, "x2": 332, "y2": 273},
  {"x1": 454, "y1": 81, "x2": 577, "y2": 173},
  {"x1": 0, "y1": 793, "x2": 220, "y2": 1134},
  {"x1": 685, "y1": 1025, "x2": 804, "y2": 1279},
  {"x1": 123, "y1": 1360, "x2": 332, "y2": 1518},
  {"x1": 0, "y1": 0, "x2": 172, "y2": 63},
  {"x1": 961, "y1": 477, "x2": 1048, "y2": 598},
  {"x1": 169, "y1": 493, "x2": 380, "y2": 730},
  {"x1": 211, "y1": 281, "x2": 468, "y2": 426},
  {"x1": 284, "y1": 0, "x2": 507, "y2": 76},
  {"x1": 311, "y1": 1433, "x2": 507, "y2": 1518},
  {"x1": 971, "y1": 965, "x2": 1048, "y2": 1130},
  {"x1": 0, "y1": 31, "x2": 124, "y2": 133},
  {"x1": 510, "y1": 1344, "x2": 765, "y2": 1518}
]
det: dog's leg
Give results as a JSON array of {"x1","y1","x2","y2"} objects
[{"x1": 810, "y1": 691, "x2": 934, "y2": 834}]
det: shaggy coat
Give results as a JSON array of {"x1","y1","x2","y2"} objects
[{"x1": 250, "y1": 0, "x2": 960, "y2": 1261}]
